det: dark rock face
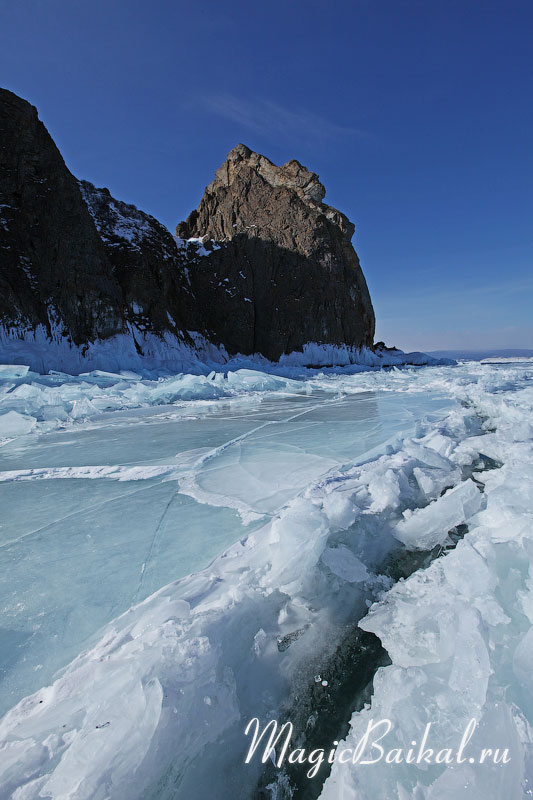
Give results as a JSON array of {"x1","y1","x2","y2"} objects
[
  {"x1": 79, "y1": 181, "x2": 199, "y2": 340},
  {"x1": 0, "y1": 88, "x2": 199, "y2": 351},
  {"x1": 177, "y1": 144, "x2": 375, "y2": 361},
  {"x1": 0, "y1": 88, "x2": 123, "y2": 343}
]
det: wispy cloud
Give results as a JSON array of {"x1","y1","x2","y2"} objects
[{"x1": 202, "y1": 94, "x2": 363, "y2": 143}]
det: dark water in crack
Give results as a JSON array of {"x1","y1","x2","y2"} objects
[{"x1": 256, "y1": 627, "x2": 390, "y2": 800}]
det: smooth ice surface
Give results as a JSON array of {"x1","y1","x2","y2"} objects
[{"x1": 0, "y1": 361, "x2": 532, "y2": 800}]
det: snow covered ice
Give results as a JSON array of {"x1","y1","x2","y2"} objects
[{"x1": 0, "y1": 360, "x2": 532, "y2": 799}]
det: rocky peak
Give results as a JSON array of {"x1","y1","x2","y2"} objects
[
  {"x1": 177, "y1": 145, "x2": 375, "y2": 361},
  {"x1": 0, "y1": 87, "x2": 200, "y2": 352},
  {"x1": 180, "y1": 144, "x2": 354, "y2": 243},
  {"x1": 79, "y1": 180, "x2": 200, "y2": 338},
  {"x1": 213, "y1": 143, "x2": 326, "y2": 204},
  {"x1": 0, "y1": 88, "x2": 123, "y2": 343}
]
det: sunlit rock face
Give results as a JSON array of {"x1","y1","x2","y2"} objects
[{"x1": 176, "y1": 144, "x2": 376, "y2": 361}]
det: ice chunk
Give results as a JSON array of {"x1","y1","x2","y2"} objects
[
  {"x1": 513, "y1": 628, "x2": 533, "y2": 689},
  {"x1": 39, "y1": 404, "x2": 69, "y2": 422},
  {"x1": 0, "y1": 410, "x2": 36, "y2": 437},
  {"x1": 394, "y1": 478, "x2": 483, "y2": 550},
  {"x1": 367, "y1": 467, "x2": 403, "y2": 512},
  {"x1": 225, "y1": 369, "x2": 298, "y2": 392},
  {"x1": 321, "y1": 545, "x2": 370, "y2": 582},
  {"x1": 0, "y1": 364, "x2": 30, "y2": 378},
  {"x1": 405, "y1": 438, "x2": 454, "y2": 469},
  {"x1": 321, "y1": 491, "x2": 360, "y2": 531},
  {"x1": 70, "y1": 396, "x2": 100, "y2": 419}
]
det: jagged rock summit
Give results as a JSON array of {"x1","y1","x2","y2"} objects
[{"x1": 177, "y1": 144, "x2": 375, "y2": 361}]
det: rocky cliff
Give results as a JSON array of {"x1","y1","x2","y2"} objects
[
  {"x1": 177, "y1": 144, "x2": 375, "y2": 361},
  {"x1": 78, "y1": 181, "x2": 199, "y2": 341},
  {"x1": 0, "y1": 88, "x2": 201, "y2": 358},
  {"x1": 0, "y1": 89, "x2": 123, "y2": 343},
  {"x1": 0, "y1": 89, "x2": 377, "y2": 371}
]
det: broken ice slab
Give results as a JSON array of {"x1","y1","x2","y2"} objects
[
  {"x1": 0, "y1": 364, "x2": 30, "y2": 378},
  {"x1": 321, "y1": 544, "x2": 371, "y2": 583},
  {"x1": 393, "y1": 477, "x2": 484, "y2": 550},
  {"x1": 0, "y1": 410, "x2": 36, "y2": 437},
  {"x1": 78, "y1": 369, "x2": 141, "y2": 381}
]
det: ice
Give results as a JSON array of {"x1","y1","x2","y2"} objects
[
  {"x1": 0, "y1": 366, "x2": 308, "y2": 445},
  {"x1": 513, "y1": 628, "x2": 533, "y2": 687},
  {"x1": 278, "y1": 342, "x2": 455, "y2": 369},
  {"x1": 0, "y1": 410, "x2": 36, "y2": 437},
  {"x1": 0, "y1": 315, "x2": 454, "y2": 375},
  {"x1": 320, "y1": 365, "x2": 533, "y2": 800},
  {"x1": 0, "y1": 322, "x2": 229, "y2": 376},
  {"x1": 225, "y1": 368, "x2": 298, "y2": 391},
  {"x1": 0, "y1": 360, "x2": 532, "y2": 799},
  {"x1": 0, "y1": 365, "x2": 29, "y2": 378},
  {"x1": 0, "y1": 382, "x2": 455, "y2": 719},
  {"x1": 321, "y1": 545, "x2": 370, "y2": 583},
  {"x1": 393, "y1": 478, "x2": 484, "y2": 550}
]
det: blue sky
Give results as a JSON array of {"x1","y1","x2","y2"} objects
[{"x1": 1, "y1": 0, "x2": 532, "y2": 351}]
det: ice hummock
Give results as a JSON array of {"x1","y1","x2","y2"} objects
[{"x1": 320, "y1": 368, "x2": 533, "y2": 800}]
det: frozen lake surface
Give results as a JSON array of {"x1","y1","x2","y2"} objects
[
  {"x1": 0, "y1": 362, "x2": 532, "y2": 799},
  {"x1": 0, "y1": 378, "x2": 450, "y2": 716}
]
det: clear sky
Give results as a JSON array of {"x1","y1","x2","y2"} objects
[{"x1": 1, "y1": 0, "x2": 532, "y2": 351}]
